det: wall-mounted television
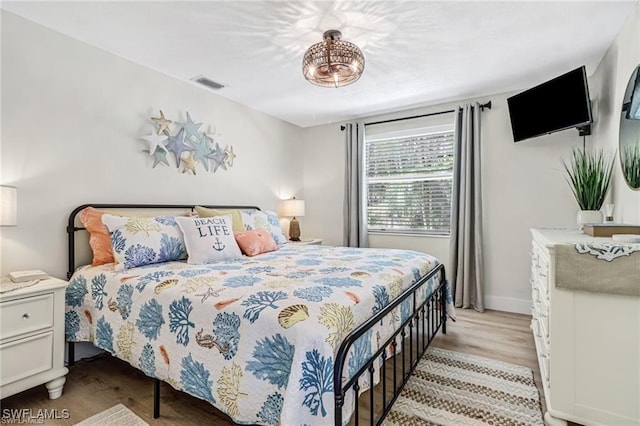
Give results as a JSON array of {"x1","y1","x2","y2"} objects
[{"x1": 507, "y1": 66, "x2": 593, "y2": 142}]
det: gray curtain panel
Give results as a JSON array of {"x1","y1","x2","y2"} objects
[
  {"x1": 343, "y1": 122, "x2": 369, "y2": 248},
  {"x1": 449, "y1": 103, "x2": 484, "y2": 312}
]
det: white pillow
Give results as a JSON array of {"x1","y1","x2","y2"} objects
[
  {"x1": 175, "y1": 215, "x2": 242, "y2": 264},
  {"x1": 101, "y1": 214, "x2": 187, "y2": 271}
]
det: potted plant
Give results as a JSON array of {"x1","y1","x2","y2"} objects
[{"x1": 562, "y1": 147, "x2": 614, "y2": 228}]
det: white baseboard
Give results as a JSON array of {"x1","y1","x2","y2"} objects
[{"x1": 484, "y1": 295, "x2": 532, "y2": 315}]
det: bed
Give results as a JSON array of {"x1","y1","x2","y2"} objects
[{"x1": 65, "y1": 204, "x2": 453, "y2": 425}]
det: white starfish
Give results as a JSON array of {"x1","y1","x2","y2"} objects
[
  {"x1": 141, "y1": 130, "x2": 168, "y2": 155},
  {"x1": 195, "y1": 287, "x2": 225, "y2": 303}
]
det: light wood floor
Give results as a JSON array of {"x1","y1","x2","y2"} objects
[{"x1": 1, "y1": 309, "x2": 544, "y2": 425}]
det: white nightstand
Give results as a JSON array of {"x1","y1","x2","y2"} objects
[
  {"x1": 0, "y1": 277, "x2": 69, "y2": 399},
  {"x1": 287, "y1": 238, "x2": 323, "y2": 245}
]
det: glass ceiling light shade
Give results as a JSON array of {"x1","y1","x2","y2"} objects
[{"x1": 302, "y1": 29, "x2": 365, "y2": 88}]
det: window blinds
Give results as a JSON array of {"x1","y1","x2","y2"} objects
[{"x1": 366, "y1": 130, "x2": 454, "y2": 235}]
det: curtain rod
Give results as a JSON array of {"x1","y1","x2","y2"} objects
[{"x1": 340, "y1": 101, "x2": 491, "y2": 130}]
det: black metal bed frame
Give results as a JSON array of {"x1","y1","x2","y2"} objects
[
  {"x1": 66, "y1": 204, "x2": 447, "y2": 425},
  {"x1": 334, "y1": 263, "x2": 446, "y2": 425}
]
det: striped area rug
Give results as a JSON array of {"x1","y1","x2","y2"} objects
[
  {"x1": 74, "y1": 404, "x2": 148, "y2": 426},
  {"x1": 385, "y1": 347, "x2": 543, "y2": 426}
]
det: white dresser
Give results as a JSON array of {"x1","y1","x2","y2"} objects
[
  {"x1": 530, "y1": 229, "x2": 639, "y2": 426},
  {"x1": 0, "y1": 277, "x2": 69, "y2": 399}
]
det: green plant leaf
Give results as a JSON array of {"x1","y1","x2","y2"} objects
[
  {"x1": 561, "y1": 147, "x2": 614, "y2": 210},
  {"x1": 621, "y1": 144, "x2": 640, "y2": 188}
]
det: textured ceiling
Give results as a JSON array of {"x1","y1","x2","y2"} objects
[{"x1": 2, "y1": 1, "x2": 637, "y2": 128}]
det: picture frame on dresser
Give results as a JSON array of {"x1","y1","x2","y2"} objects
[{"x1": 0, "y1": 277, "x2": 69, "y2": 400}]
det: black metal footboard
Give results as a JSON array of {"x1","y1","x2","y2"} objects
[{"x1": 334, "y1": 263, "x2": 447, "y2": 425}]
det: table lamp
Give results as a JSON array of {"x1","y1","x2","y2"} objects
[{"x1": 282, "y1": 198, "x2": 305, "y2": 241}]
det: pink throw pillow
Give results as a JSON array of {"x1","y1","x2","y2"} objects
[{"x1": 234, "y1": 229, "x2": 279, "y2": 257}]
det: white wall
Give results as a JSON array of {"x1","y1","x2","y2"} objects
[
  {"x1": 300, "y1": 123, "x2": 344, "y2": 245},
  {"x1": 0, "y1": 12, "x2": 304, "y2": 279},
  {"x1": 590, "y1": 4, "x2": 640, "y2": 223}
]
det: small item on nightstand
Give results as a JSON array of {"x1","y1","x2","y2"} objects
[{"x1": 8, "y1": 270, "x2": 48, "y2": 283}]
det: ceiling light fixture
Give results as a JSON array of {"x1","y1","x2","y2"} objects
[{"x1": 302, "y1": 29, "x2": 365, "y2": 88}]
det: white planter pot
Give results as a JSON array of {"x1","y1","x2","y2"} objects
[{"x1": 577, "y1": 210, "x2": 603, "y2": 229}]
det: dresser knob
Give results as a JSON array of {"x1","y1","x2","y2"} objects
[{"x1": 22, "y1": 313, "x2": 30, "y2": 320}]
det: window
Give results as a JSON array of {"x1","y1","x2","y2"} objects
[{"x1": 366, "y1": 125, "x2": 454, "y2": 235}]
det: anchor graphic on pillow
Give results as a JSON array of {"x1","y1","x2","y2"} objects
[{"x1": 212, "y1": 237, "x2": 226, "y2": 252}]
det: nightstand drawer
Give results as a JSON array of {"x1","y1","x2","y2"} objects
[
  {"x1": 0, "y1": 294, "x2": 54, "y2": 341},
  {"x1": 0, "y1": 331, "x2": 53, "y2": 386}
]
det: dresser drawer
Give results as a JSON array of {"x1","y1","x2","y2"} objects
[
  {"x1": 531, "y1": 284, "x2": 541, "y2": 314},
  {"x1": 531, "y1": 243, "x2": 550, "y2": 290},
  {"x1": 535, "y1": 272, "x2": 548, "y2": 302},
  {"x1": 540, "y1": 350, "x2": 550, "y2": 386},
  {"x1": 538, "y1": 309, "x2": 549, "y2": 340},
  {"x1": 533, "y1": 317, "x2": 549, "y2": 355},
  {"x1": 0, "y1": 331, "x2": 53, "y2": 386},
  {"x1": 0, "y1": 294, "x2": 54, "y2": 341},
  {"x1": 535, "y1": 291, "x2": 549, "y2": 332}
]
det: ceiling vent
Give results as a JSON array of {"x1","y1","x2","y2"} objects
[{"x1": 191, "y1": 75, "x2": 226, "y2": 90}]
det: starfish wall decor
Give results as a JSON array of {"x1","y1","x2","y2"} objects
[{"x1": 141, "y1": 110, "x2": 236, "y2": 175}]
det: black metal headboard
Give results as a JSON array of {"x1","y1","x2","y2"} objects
[{"x1": 67, "y1": 204, "x2": 261, "y2": 279}]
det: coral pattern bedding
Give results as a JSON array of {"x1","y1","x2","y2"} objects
[{"x1": 65, "y1": 244, "x2": 453, "y2": 425}]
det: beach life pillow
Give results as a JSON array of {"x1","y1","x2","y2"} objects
[
  {"x1": 241, "y1": 209, "x2": 287, "y2": 245},
  {"x1": 234, "y1": 229, "x2": 279, "y2": 257},
  {"x1": 193, "y1": 206, "x2": 245, "y2": 232},
  {"x1": 175, "y1": 215, "x2": 242, "y2": 264},
  {"x1": 101, "y1": 214, "x2": 187, "y2": 270}
]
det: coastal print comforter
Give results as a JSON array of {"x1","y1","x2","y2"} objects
[{"x1": 65, "y1": 244, "x2": 453, "y2": 425}]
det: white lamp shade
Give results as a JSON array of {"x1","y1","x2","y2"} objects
[
  {"x1": 0, "y1": 186, "x2": 17, "y2": 226},
  {"x1": 281, "y1": 198, "x2": 305, "y2": 217}
]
